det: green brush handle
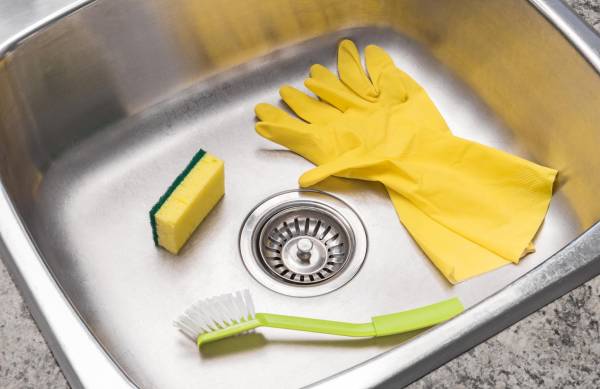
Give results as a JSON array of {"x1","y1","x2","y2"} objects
[
  {"x1": 197, "y1": 297, "x2": 463, "y2": 347},
  {"x1": 258, "y1": 313, "x2": 376, "y2": 337},
  {"x1": 196, "y1": 315, "x2": 374, "y2": 347},
  {"x1": 259, "y1": 297, "x2": 463, "y2": 337},
  {"x1": 370, "y1": 297, "x2": 464, "y2": 336}
]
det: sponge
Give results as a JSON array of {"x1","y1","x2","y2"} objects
[{"x1": 150, "y1": 149, "x2": 224, "y2": 254}]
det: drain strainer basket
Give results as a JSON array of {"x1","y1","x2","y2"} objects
[{"x1": 240, "y1": 190, "x2": 368, "y2": 297}]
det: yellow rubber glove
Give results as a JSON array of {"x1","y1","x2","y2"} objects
[{"x1": 255, "y1": 40, "x2": 556, "y2": 283}]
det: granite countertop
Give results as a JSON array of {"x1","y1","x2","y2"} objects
[{"x1": 1, "y1": 1, "x2": 600, "y2": 388}]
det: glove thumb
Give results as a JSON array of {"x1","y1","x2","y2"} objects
[{"x1": 298, "y1": 149, "x2": 379, "y2": 187}]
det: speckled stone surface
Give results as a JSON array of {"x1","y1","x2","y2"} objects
[
  {"x1": 1, "y1": 2, "x2": 599, "y2": 389},
  {"x1": 410, "y1": 281, "x2": 600, "y2": 389},
  {"x1": 569, "y1": 0, "x2": 600, "y2": 30},
  {"x1": 0, "y1": 265, "x2": 68, "y2": 389}
]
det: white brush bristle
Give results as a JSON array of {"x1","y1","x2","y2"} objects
[{"x1": 174, "y1": 289, "x2": 256, "y2": 340}]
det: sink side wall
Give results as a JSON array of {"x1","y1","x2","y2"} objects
[
  {"x1": 0, "y1": 0, "x2": 389, "y2": 206},
  {"x1": 1, "y1": 0, "x2": 600, "y2": 226}
]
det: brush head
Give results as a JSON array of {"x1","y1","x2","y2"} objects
[{"x1": 174, "y1": 289, "x2": 256, "y2": 341}]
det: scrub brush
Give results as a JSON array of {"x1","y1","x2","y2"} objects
[{"x1": 174, "y1": 290, "x2": 464, "y2": 348}]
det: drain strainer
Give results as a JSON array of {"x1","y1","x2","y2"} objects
[
  {"x1": 240, "y1": 190, "x2": 368, "y2": 297},
  {"x1": 258, "y1": 205, "x2": 352, "y2": 284}
]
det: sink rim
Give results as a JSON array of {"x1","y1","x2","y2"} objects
[{"x1": 1, "y1": 1, "x2": 600, "y2": 388}]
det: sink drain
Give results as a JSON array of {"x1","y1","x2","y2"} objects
[
  {"x1": 258, "y1": 204, "x2": 352, "y2": 284},
  {"x1": 240, "y1": 190, "x2": 367, "y2": 297}
]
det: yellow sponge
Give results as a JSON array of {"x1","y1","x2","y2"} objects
[{"x1": 150, "y1": 149, "x2": 224, "y2": 254}]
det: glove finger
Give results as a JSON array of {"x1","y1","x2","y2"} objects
[
  {"x1": 255, "y1": 104, "x2": 330, "y2": 163},
  {"x1": 279, "y1": 85, "x2": 342, "y2": 125},
  {"x1": 255, "y1": 103, "x2": 311, "y2": 144},
  {"x1": 337, "y1": 39, "x2": 378, "y2": 101},
  {"x1": 306, "y1": 64, "x2": 368, "y2": 110},
  {"x1": 365, "y1": 45, "x2": 412, "y2": 102},
  {"x1": 310, "y1": 63, "x2": 347, "y2": 88},
  {"x1": 255, "y1": 102, "x2": 298, "y2": 122}
]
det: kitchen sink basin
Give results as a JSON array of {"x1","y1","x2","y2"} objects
[{"x1": 1, "y1": 0, "x2": 600, "y2": 388}]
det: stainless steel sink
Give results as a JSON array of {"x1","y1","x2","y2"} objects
[{"x1": 1, "y1": 0, "x2": 600, "y2": 388}]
